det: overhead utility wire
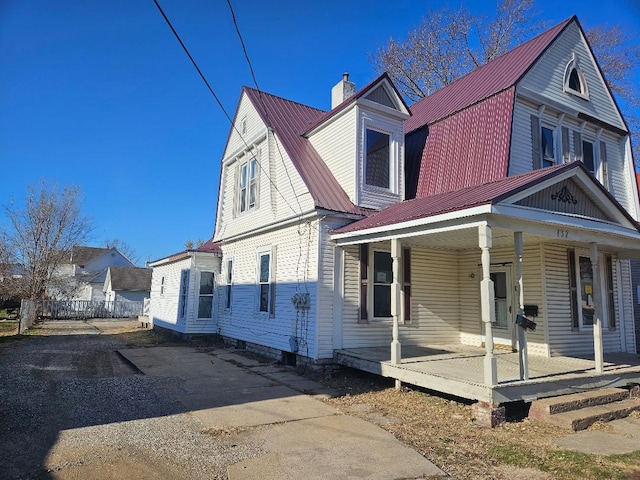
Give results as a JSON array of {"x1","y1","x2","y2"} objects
[
  {"x1": 225, "y1": 0, "x2": 304, "y2": 217},
  {"x1": 151, "y1": 0, "x2": 301, "y2": 218}
]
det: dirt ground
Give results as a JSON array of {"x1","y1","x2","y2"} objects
[{"x1": 2, "y1": 320, "x2": 640, "y2": 480}]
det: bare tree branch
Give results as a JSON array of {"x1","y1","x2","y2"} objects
[{"x1": 2, "y1": 181, "x2": 94, "y2": 299}]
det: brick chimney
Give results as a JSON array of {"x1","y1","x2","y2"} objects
[{"x1": 331, "y1": 73, "x2": 355, "y2": 108}]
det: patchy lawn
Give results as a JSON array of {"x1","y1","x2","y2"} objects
[
  {"x1": 0, "y1": 320, "x2": 18, "y2": 337},
  {"x1": 322, "y1": 369, "x2": 640, "y2": 480}
]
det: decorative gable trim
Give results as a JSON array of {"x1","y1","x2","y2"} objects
[{"x1": 515, "y1": 178, "x2": 611, "y2": 221}]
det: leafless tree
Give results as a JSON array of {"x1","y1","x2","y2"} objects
[
  {"x1": 184, "y1": 239, "x2": 205, "y2": 250},
  {"x1": 2, "y1": 181, "x2": 93, "y2": 299},
  {"x1": 104, "y1": 238, "x2": 139, "y2": 264},
  {"x1": 372, "y1": 0, "x2": 639, "y2": 163},
  {"x1": 371, "y1": 0, "x2": 544, "y2": 101},
  {"x1": 586, "y1": 23, "x2": 640, "y2": 163}
]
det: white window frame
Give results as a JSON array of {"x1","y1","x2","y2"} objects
[
  {"x1": 541, "y1": 124, "x2": 557, "y2": 168},
  {"x1": 362, "y1": 120, "x2": 399, "y2": 195},
  {"x1": 238, "y1": 157, "x2": 258, "y2": 214},
  {"x1": 225, "y1": 257, "x2": 233, "y2": 310},
  {"x1": 571, "y1": 249, "x2": 610, "y2": 330},
  {"x1": 369, "y1": 248, "x2": 393, "y2": 321},
  {"x1": 563, "y1": 54, "x2": 589, "y2": 100},
  {"x1": 178, "y1": 269, "x2": 189, "y2": 319},
  {"x1": 196, "y1": 270, "x2": 215, "y2": 320},
  {"x1": 256, "y1": 246, "x2": 275, "y2": 317}
]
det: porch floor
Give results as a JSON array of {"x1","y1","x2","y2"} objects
[{"x1": 334, "y1": 344, "x2": 640, "y2": 404}]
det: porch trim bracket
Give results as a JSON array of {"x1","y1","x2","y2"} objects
[{"x1": 480, "y1": 224, "x2": 498, "y2": 386}]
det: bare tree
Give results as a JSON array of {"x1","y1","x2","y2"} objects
[
  {"x1": 2, "y1": 181, "x2": 93, "y2": 299},
  {"x1": 372, "y1": 0, "x2": 639, "y2": 163},
  {"x1": 586, "y1": 23, "x2": 640, "y2": 163},
  {"x1": 104, "y1": 238, "x2": 139, "y2": 264},
  {"x1": 184, "y1": 239, "x2": 205, "y2": 250},
  {"x1": 371, "y1": 0, "x2": 544, "y2": 101}
]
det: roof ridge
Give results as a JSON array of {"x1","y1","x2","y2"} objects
[{"x1": 243, "y1": 86, "x2": 326, "y2": 114}]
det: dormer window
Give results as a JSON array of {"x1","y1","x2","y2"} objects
[
  {"x1": 564, "y1": 54, "x2": 589, "y2": 99},
  {"x1": 365, "y1": 128, "x2": 391, "y2": 189}
]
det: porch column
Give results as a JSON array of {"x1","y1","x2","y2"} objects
[
  {"x1": 479, "y1": 225, "x2": 498, "y2": 386},
  {"x1": 332, "y1": 245, "x2": 344, "y2": 350},
  {"x1": 391, "y1": 238, "x2": 402, "y2": 370},
  {"x1": 514, "y1": 231, "x2": 529, "y2": 381},
  {"x1": 590, "y1": 243, "x2": 604, "y2": 373}
]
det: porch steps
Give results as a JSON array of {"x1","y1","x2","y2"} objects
[{"x1": 529, "y1": 387, "x2": 640, "y2": 431}]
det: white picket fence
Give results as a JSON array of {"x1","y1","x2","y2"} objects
[{"x1": 23, "y1": 299, "x2": 144, "y2": 321}]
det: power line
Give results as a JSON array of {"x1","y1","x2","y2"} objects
[
  {"x1": 226, "y1": 0, "x2": 305, "y2": 218},
  {"x1": 151, "y1": 0, "x2": 302, "y2": 219}
]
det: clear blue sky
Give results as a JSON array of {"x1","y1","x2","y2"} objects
[{"x1": 1, "y1": 0, "x2": 639, "y2": 265}]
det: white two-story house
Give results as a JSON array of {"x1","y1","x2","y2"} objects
[{"x1": 149, "y1": 16, "x2": 640, "y2": 406}]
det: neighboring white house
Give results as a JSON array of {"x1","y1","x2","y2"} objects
[
  {"x1": 148, "y1": 240, "x2": 221, "y2": 334},
  {"x1": 150, "y1": 16, "x2": 640, "y2": 403},
  {"x1": 50, "y1": 246, "x2": 136, "y2": 301},
  {"x1": 103, "y1": 266, "x2": 152, "y2": 303}
]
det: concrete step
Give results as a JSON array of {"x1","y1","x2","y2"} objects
[
  {"x1": 529, "y1": 387, "x2": 630, "y2": 420},
  {"x1": 543, "y1": 398, "x2": 640, "y2": 431}
]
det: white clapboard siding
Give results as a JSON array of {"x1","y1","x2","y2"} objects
[
  {"x1": 619, "y1": 259, "x2": 637, "y2": 353},
  {"x1": 223, "y1": 93, "x2": 266, "y2": 159},
  {"x1": 544, "y1": 244, "x2": 622, "y2": 355},
  {"x1": 315, "y1": 216, "x2": 356, "y2": 359},
  {"x1": 216, "y1": 220, "x2": 320, "y2": 357},
  {"x1": 150, "y1": 257, "x2": 192, "y2": 333},
  {"x1": 340, "y1": 244, "x2": 460, "y2": 348},
  {"x1": 215, "y1": 100, "x2": 316, "y2": 243},
  {"x1": 519, "y1": 21, "x2": 625, "y2": 131},
  {"x1": 308, "y1": 109, "x2": 358, "y2": 203},
  {"x1": 510, "y1": 100, "x2": 633, "y2": 215},
  {"x1": 457, "y1": 244, "x2": 548, "y2": 356}
]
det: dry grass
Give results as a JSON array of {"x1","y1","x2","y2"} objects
[
  {"x1": 0, "y1": 320, "x2": 18, "y2": 337},
  {"x1": 322, "y1": 368, "x2": 640, "y2": 480}
]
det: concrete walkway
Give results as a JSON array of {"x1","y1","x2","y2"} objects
[
  {"x1": 119, "y1": 346, "x2": 445, "y2": 480},
  {"x1": 552, "y1": 416, "x2": 640, "y2": 455}
]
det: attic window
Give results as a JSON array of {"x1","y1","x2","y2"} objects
[
  {"x1": 365, "y1": 128, "x2": 390, "y2": 189},
  {"x1": 563, "y1": 54, "x2": 589, "y2": 99}
]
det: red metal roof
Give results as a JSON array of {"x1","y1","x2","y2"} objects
[
  {"x1": 415, "y1": 88, "x2": 515, "y2": 197},
  {"x1": 243, "y1": 87, "x2": 366, "y2": 215},
  {"x1": 405, "y1": 17, "x2": 573, "y2": 134},
  {"x1": 333, "y1": 163, "x2": 580, "y2": 234}
]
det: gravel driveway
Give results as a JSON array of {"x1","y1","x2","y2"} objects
[{"x1": 0, "y1": 320, "x2": 262, "y2": 480}]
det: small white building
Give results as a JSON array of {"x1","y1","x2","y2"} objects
[{"x1": 148, "y1": 240, "x2": 221, "y2": 334}]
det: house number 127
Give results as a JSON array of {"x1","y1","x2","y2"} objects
[{"x1": 557, "y1": 229, "x2": 569, "y2": 238}]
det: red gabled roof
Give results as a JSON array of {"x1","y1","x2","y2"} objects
[
  {"x1": 243, "y1": 87, "x2": 366, "y2": 215},
  {"x1": 405, "y1": 17, "x2": 573, "y2": 134},
  {"x1": 333, "y1": 163, "x2": 579, "y2": 234}
]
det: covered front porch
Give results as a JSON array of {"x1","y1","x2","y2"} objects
[
  {"x1": 334, "y1": 344, "x2": 640, "y2": 404},
  {"x1": 330, "y1": 164, "x2": 640, "y2": 404}
]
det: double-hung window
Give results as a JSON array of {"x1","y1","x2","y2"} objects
[
  {"x1": 179, "y1": 270, "x2": 189, "y2": 319},
  {"x1": 238, "y1": 158, "x2": 258, "y2": 213},
  {"x1": 225, "y1": 259, "x2": 233, "y2": 310},
  {"x1": 257, "y1": 247, "x2": 275, "y2": 316},
  {"x1": 197, "y1": 271, "x2": 214, "y2": 319},
  {"x1": 365, "y1": 128, "x2": 391, "y2": 189},
  {"x1": 541, "y1": 126, "x2": 556, "y2": 167}
]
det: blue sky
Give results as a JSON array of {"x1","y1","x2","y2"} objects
[{"x1": 1, "y1": 0, "x2": 639, "y2": 264}]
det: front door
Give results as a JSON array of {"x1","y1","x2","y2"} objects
[{"x1": 490, "y1": 267, "x2": 514, "y2": 349}]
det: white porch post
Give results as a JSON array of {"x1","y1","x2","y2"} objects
[
  {"x1": 590, "y1": 243, "x2": 604, "y2": 373},
  {"x1": 332, "y1": 245, "x2": 344, "y2": 350},
  {"x1": 514, "y1": 231, "x2": 529, "y2": 381},
  {"x1": 391, "y1": 237, "x2": 402, "y2": 364},
  {"x1": 479, "y1": 225, "x2": 498, "y2": 386}
]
